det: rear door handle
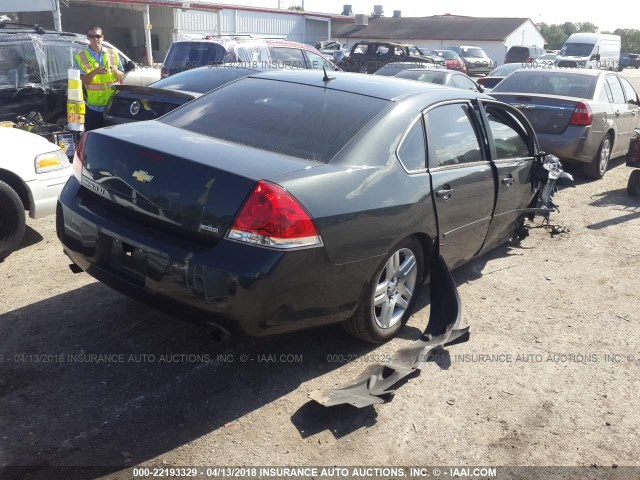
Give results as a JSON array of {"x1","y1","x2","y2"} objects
[
  {"x1": 435, "y1": 185, "x2": 455, "y2": 200},
  {"x1": 502, "y1": 175, "x2": 515, "y2": 186}
]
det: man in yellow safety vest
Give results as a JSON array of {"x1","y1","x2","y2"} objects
[{"x1": 74, "y1": 25, "x2": 124, "y2": 131}]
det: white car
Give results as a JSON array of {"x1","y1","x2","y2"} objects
[
  {"x1": 0, "y1": 127, "x2": 72, "y2": 261},
  {"x1": 103, "y1": 41, "x2": 161, "y2": 86}
]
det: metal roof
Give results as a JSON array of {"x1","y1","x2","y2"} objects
[{"x1": 339, "y1": 15, "x2": 532, "y2": 42}]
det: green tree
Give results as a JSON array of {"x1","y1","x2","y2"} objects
[
  {"x1": 540, "y1": 23, "x2": 568, "y2": 50},
  {"x1": 287, "y1": 5, "x2": 303, "y2": 10},
  {"x1": 562, "y1": 22, "x2": 577, "y2": 36},
  {"x1": 576, "y1": 22, "x2": 598, "y2": 33}
]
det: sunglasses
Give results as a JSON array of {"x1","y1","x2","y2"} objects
[{"x1": 87, "y1": 34, "x2": 103, "y2": 39}]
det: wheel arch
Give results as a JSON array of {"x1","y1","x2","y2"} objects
[{"x1": 0, "y1": 169, "x2": 30, "y2": 212}]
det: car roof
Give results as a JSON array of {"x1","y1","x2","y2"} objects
[
  {"x1": 248, "y1": 69, "x2": 480, "y2": 102},
  {"x1": 517, "y1": 68, "x2": 607, "y2": 77}
]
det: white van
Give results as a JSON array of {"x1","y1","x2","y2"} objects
[{"x1": 556, "y1": 33, "x2": 621, "y2": 70}]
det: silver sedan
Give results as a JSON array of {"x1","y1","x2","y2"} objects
[{"x1": 490, "y1": 69, "x2": 640, "y2": 178}]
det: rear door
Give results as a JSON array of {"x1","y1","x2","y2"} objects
[
  {"x1": 425, "y1": 101, "x2": 496, "y2": 269},
  {"x1": 619, "y1": 76, "x2": 640, "y2": 137},
  {"x1": 606, "y1": 74, "x2": 632, "y2": 151},
  {"x1": 477, "y1": 100, "x2": 536, "y2": 252}
]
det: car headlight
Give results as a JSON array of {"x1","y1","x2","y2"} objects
[
  {"x1": 35, "y1": 149, "x2": 70, "y2": 174},
  {"x1": 577, "y1": 60, "x2": 586, "y2": 67}
]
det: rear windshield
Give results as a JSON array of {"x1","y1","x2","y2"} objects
[
  {"x1": 150, "y1": 66, "x2": 257, "y2": 93},
  {"x1": 163, "y1": 42, "x2": 227, "y2": 72},
  {"x1": 396, "y1": 70, "x2": 446, "y2": 84},
  {"x1": 508, "y1": 47, "x2": 528, "y2": 56},
  {"x1": 492, "y1": 71, "x2": 597, "y2": 98},
  {"x1": 488, "y1": 64, "x2": 522, "y2": 76},
  {"x1": 161, "y1": 78, "x2": 388, "y2": 162},
  {"x1": 432, "y1": 50, "x2": 457, "y2": 60}
]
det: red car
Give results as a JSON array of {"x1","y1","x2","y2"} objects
[{"x1": 430, "y1": 49, "x2": 466, "y2": 73}]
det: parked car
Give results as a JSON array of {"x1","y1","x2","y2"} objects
[
  {"x1": 339, "y1": 41, "x2": 436, "y2": 74},
  {"x1": 104, "y1": 65, "x2": 264, "y2": 125},
  {"x1": 619, "y1": 52, "x2": 640, "y2": 70},
  {"x1": 394, "y1": 68, "x2": 484, "y2": 93},
  {"x1": 535, "y1": 52, "x2": 558, "y2": 66},
  {"x1": 476, "y1": 62, "x2": 554, "y2": 91},
  {"x1": 430, "y1": 49, "x2": 466, "y2": 73},
  {"x1": 0, "y1": 126, "x2": 71, "y2": 261},
  {"x1": 447, "y1": 44, "x2": 494, "y2": 76},
  {"x1": 160, "y1": 37, "x2": 336, "y2": 77},
  {"x1": 58, "y1": 69, "x2": 555, "y2": 342},
  {"x1": 0, "y1": 24, "x2": 158, "y2": 123},
  {"x1": 556, "y1": 33, "x2": 621, "y2": 70},
  {"x1": 505, "y1": 45, "x2": 545, "y2": 64},
  {"x1": 373, "y1": 62, "x2": 443, "y2": 77},
  {"x1": 490, "y1": 69, "x2": 640, "y2": 178}
]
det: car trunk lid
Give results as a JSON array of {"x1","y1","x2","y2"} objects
[
  {"x1": 489, "y1": 93, "x2": 580, "y2": 134},
  {"x1": 79, "y1": 121, "x2": 320, "y2": 239}
]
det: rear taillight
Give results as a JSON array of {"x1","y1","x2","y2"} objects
[
  {"x1": 72, "y1": 132, "x2": 89, "y2": 181},
  {"x1": 525, "y1": 56, "x2": 533, "y2": 63},
  {"x1": 569, "y1": 101, "x2": 593, "y2": 126},
  {"x1": 160, "y1": 66, "x2": 170, "y2": 78},
  {"x1": 227, "y1": 180, "x2": 322, "y2": 250}
]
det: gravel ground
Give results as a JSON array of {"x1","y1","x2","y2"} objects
[{"x1": 1, "y1": 71, "x2": 639, "y2": 479}]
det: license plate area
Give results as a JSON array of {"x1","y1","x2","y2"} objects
[{"x1": 106, "y1": 237, "x2": 148, "y2": 286}]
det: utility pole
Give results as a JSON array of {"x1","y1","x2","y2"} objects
[{"x1": 51, "y1": 0, "x2": 62, "y2": 31}]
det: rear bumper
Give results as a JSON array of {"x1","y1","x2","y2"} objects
[
  {"x1": 27, "y1": 167, "x2": 72, "y2": 219},
  {"x1": 57, "y1": 178, "x2": 375, "y2": 337},
  {"x1": 536, "y1": 126, "x2": 604, "y2": 164}
]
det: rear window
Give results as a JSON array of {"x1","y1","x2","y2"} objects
[
  {"x1": 461, "y1": 47, "x2": 487, "y2": 57},
  {"x1": 150, "y1": 66, "x2": 257, "y2": 93},
  {"x1": 508, "y1": 47, "x2": 528, "y2": 56},
  {"x1": 161, "y1": 78, "x2": 388, "y2": 162},
  {"x1": 396, "y1": 70, "x2": 446, "y2": 84},
  {"x1": 163, "y1": 42, "x2": 227, "y2": 72},
  {"x1": 432, "y1": 50, "x2": 457, "y2": 60},
  {"x1": 491, "y1": 71, "x2": 597, "y2": 98}
]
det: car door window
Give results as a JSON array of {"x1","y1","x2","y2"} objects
[
  {"x1": 0, "y1": 43, "x2": 30, "y2": 87},
  {"x1": 598, "y1": 81, "x2": 613, "y2": 103},
  {"x1": 375, "y1": 45, "x2": 390, "y2": 57},
  {"x1": 606, "y1": 75, "x2": 625, "y2": 104},
  {"x1": 484, "y1": 106, "x2": 531, "y2": 159},
  {"x1": 397, "y1": 118, "x2": 426, "y2": 172},
  {"x1": 45, "y1": 44, "x2": 82, "y2": 85},
  {"x1": 304, "y1": 50, "x2": 331, "y2": 70},
  {"x1": 352, "y1": 43, "x2": 368, "y2": 55},
  {"x1": 452, "y1": 74, "x2": 477, "y2": 91},
  {"x1": 270, "y1": 47, "x2": 306, "y2": 68},
  {"x1": 426, "y1": 103, "x2": 483, "y2": 167},
  {"x1": 619, "y1": 76, "x2": 639, "y2": 104}
]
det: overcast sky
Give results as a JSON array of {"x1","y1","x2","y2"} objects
[{"x1": 222, "y1": 0, "x2": 633, "y2": 32}]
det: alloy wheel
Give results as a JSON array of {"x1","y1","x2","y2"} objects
[
  {"x1": 599, "y1": 137, "x2": 611, "y2": 175},
  {"x1": 372, "y1": 248, "x2": 418, "y2": 329}
]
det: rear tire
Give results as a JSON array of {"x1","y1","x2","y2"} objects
[
  {"x1": 628, "y1": 170, "x2": 640, "y2": 196},
  {"x1": 585, "y1": 134, "x2": 612, "y2": 179},
  {"x1": 344, "y1": 237, "x2": 424, "y2": 343},
  {"x1": 0, "y1": 180, "x2": 26, "y2": 261}
]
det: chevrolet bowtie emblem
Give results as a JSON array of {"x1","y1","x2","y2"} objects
[{"x1": 132, "y1": 170, "x2": 154, "y2": 183}]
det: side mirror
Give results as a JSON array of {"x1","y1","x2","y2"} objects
[
  {"x1": 477, "y1": 84, "x2": 485, "y2": 93},
  {"x1": 124, "y1": 60, "x2": 136, "y2": 72},
  {"x1": 590, "y1": 54, "x2": 600, "y2": 61}
]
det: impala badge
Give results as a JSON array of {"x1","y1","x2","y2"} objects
[{"x1": 132, "y1": 170, "x2": 154, "y2": 183}]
